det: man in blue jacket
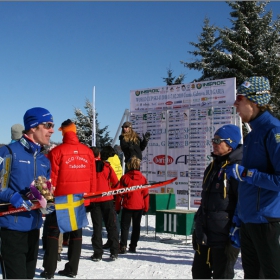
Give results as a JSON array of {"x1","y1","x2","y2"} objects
[
  {"x1": 226, "y1": 77, "x2": 280, "y2": 278},
  {"x1": 0, "y1": 107, "x2": 54, "y2": 279}
]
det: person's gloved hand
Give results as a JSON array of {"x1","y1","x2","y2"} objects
[
  {"x1": 225, "y1": 164, "x2": 256, "y2": 184},
  {"x1": 10, "y1": 192, "x2": 33, "y2": 211},
  {"x1": 40, "y1": 202, "x2": 55, "y2": 215},
  {"x1": 30, "y1": 185, "x2": 42, "y2": 200},
  {"x1": 143, "y1": 132, "x2": 151, "y2": 142},
  {"x1": 142, "y1": 211, "x2": 147, "y2": 216},
  {"x1": 116, "y1": 210, "x2": 120, "y2": 215},
  {"x1": 26, "y1": 186, "x2": 47, "y2": 208},
  {"x1": 229, "y1": 215, "x2": 241, "y2": 249}
]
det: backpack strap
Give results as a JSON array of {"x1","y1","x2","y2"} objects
[
  {"x1": 1, "y1": 145, "x2": 13, "y2": 190},
  {"x1": 5, "y1": 145, "x2": 12, "y2": 157}
]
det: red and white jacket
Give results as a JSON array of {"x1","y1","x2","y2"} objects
[
  {"x1": 48, "y1": 131, "x2": 96, "y2": 196},
  {"x1": 115, "y1": 170, "x2": 149, "y2": 212}
]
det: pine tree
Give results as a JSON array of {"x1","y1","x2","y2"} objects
[
  {"x1": 181, "y1": 1, "x2": 280, "y2": 116},
  {"x1": 162, "y1": 67, "x2": 185, "y2": 85},
  {"x1": 180, "y1": 17, "x2": 220, "y2": 82},
  {"x1": 73, "y1": 98, "x2": 112, "y2": 148},
  {"x1": 216, "y1": 1, "x2": 280, "y2": 85}
]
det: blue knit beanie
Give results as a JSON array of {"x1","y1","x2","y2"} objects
[
  {"x1": 237, "y1": 76, "x2": 271, "y2": 105},
  {"x1": 214, "y1": 124, "x2": 241, "y2": 150},
  {"x1": 23, "y1": 107, "x2": 53, "y2": 130}
]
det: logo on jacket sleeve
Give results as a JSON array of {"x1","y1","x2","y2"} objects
[{"x1": 274, "y1": 133, "x2": 280, "y2": 143}]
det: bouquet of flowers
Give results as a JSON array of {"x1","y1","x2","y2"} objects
[{"x1": 29, "y1": 176, "x2": 54, "y2": 208}]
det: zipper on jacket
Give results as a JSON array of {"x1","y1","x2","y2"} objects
[
  {"x1": 34, "y1": 151, "x2": 37, "y2": 180},
  {"x1": 34, "y1": 151, "x2": 41, "y2": 227},
  {"x1": 257, "y1": 187, "x2": 261, "y2": 211}
]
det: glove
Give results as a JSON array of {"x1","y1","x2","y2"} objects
[
  {"x1": 116, "y1": 210, "x2": 120, "y2": 215},
  {"x1": 225, "y1": 164, "x2": 255, "y2": 184},
  {"x1": 229, "y1": 225, "x2": 241, "y2": 249},
  {"x1": 229, "y1": 215, "x2": 241, "y2": 249},
  {"x1": 143, "y1": 132, "x2": 150, "y2": 142},
  {"x1": 142, "y1": 211, "x2": 147, "y2": 216},
  {"x1": 10, "y1": 192, "x2": 33, "y2": 211},
  {"x1": 40, "y1": 202, "x2": 55, "y2": 215},
  {"x1": 26, "y1": 186, "x2": 47, "y2": 208}
]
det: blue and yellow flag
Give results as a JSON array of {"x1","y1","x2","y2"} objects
[{"x1": 55, "y1": 194, "x2": 88, "y2": 233}]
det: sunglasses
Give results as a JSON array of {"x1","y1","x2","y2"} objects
[
  {"x1": 40, "y1": 122, "x2": 55, "y2": 129},
  {"x1": 211, "y1": 138, "x2": 231, "y2": 145}
]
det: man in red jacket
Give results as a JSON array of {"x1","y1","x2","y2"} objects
[
  {"x1": 40, "y1": 119, "x2": 96, "y2": 279},
  {"x1": 116, "y1": 156, "x2": 149, "y2": 254},
  {"x1": 89, "y1": 147, "x2": 120, "y2": 262}
]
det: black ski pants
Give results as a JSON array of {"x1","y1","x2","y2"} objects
[
  {"x1": 240, "y1": 222, "x2": 280, "y2": 279},
  {"x1": 90, "y1": 200, "x2": 119, "y2": 257},
  {"x1": 120, "y1": 208, "x2": 143, "y2": 248},
  {"x1": 43, "y1": 211, "x2": 82, "y2": 275},
  {"x1": 192, "y1": 241, "x2": 239, "y2": 279},
  {"x1": 0, "y1": 227, "x2": 39, "y2": 279}
]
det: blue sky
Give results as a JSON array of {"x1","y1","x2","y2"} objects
[{"x1": 1, "y1": 1, "x2": 279, "y2": 144}]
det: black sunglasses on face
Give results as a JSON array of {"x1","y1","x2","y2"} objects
[
  {"x1": 41, "y1": 122, "x2": 55, "y2": 129},
  {"x1": 211, "y1": 138, "x2": 231, "y2": 145}
]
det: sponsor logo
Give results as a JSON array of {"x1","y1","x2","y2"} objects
[
  {"x1": 165, "y1": 101, "x2": 173, "y2": 105},
  {"x1": 153, "y1": 155, "x2": 174, "y2": 165},
  {"x1": 194, "y1": 200, "x2": 201, "y2": 205},
  {"x1": 135, "y1": 89, "x2": 160, "y2": 96}
]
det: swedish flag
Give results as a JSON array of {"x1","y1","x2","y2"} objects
[{"x1": 55, "y1": 194, "x2": 88, "y2": 233}]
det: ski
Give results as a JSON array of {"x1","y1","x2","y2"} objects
[
  {"x1": 0, "y1": 177, "x2": 177, "y2": 217},
  {"x1": 84, "y1": 177, "x2": 177, "y2": 200}
]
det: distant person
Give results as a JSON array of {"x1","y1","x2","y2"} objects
[
  {"x1": 10, "y1": 123, "x2": 24, "y2": 143},
  {"x1": 192, "y1": 124, "x2": 242, "y2": 279},
  {"x1": 100, "y1": 145, "x2": 123, "y2": 250},
  {"x1": 0, "y1": 107, "x2": 54, "y2": 279},
  {"x1": 119, "y1": 121, "x2": 150, "y2": 172},
  {"x1": 89, "y1": 147, "x2": 120, "y2": 262},
  {"x1": 41, "y1": 119, "x2": 96, "y2": 279},
  {"x1": 103, "y1": 145, "x2": 123, "y2": 180},
  {"x1": 116, "y1": 156, "x2": 149, "y2": 254}
]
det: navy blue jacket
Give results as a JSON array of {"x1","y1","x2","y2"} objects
[{"x1": 238, "y1": 110, "x2": 280, "y2": 223}]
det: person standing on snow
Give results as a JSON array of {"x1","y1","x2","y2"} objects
[
  {"x1": 41, "y1": 119, "x2": 96, "y2": 279},
  {"x1": 119, "y1": 121, "x2": 150, "y2": 173},
  {"x1": 116, "y1": 156, "x2": 149, "y2": 254},
  {"x1": 0, "y1": 107, "x2": 54, "y2": 279},
  {"x1": 192, "y1": 124, "x2": 242, "y2": 279},
  {"x1": 226, "y1": 76, "x2": 280, "y2": 278},
  {"x1": 100, "y1": 145, "x2": 123, "y2": 250},
  {"x1": 89, "y1": 147, "x2": 120, "y2": 262}
]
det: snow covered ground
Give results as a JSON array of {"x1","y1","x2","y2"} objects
[{"x1": 34, "y1": 213, "x2": 244, "y2": 279}]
